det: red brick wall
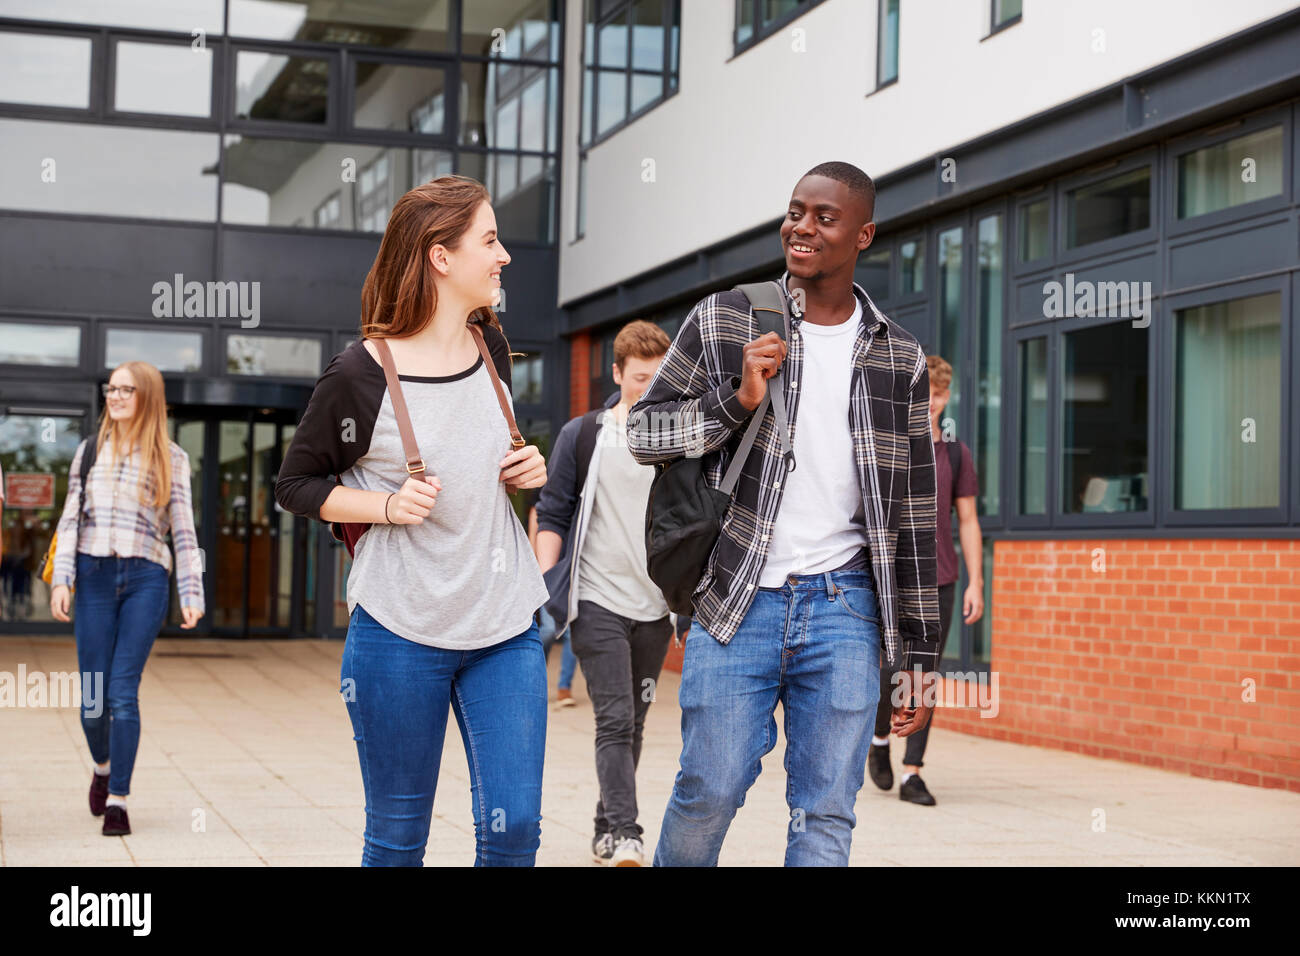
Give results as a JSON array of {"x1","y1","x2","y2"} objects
[
  {"x1": 662, "y1": 539, "x2": 1300, "y2": 792},
  {"x1": 569, "y1": 332, "x2": 592, "y2": 418},
  {"x1": 936, "y1": 539, "x2": 1300, "y2": 792}
]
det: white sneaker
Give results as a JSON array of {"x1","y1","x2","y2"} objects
[{"x1": 609, "y1": 834, "x2": 645, "y2": 867}]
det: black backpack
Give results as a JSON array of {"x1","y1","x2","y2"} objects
[{"x1": 643, "y1": 281, "x2": 794, "y2": 616}]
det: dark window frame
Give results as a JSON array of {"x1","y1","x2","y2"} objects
[
  {"x1": 106, "y1": 33, "x2": 218, "y2": 123},
  {"x1": 0, "y1": 23, "x2": 101, "y2": 117},
  {"x1": 580, "y1": 0, "x2": 680, "y2": 150},
  {"x1": 1057, "y1": 150, "x2": 1159, "y2": 264},
  {"x1": 1158, "y1": 275, "x2": 1291, "y2": 528},
  {"x1": 100, "y1": 322, "x2": 210, "y2": 377},
  {"x1": 873, "y1": 0, "x2": 899, "y2": 91},
  {"x1": 344, "y1": 51, "x2": 454, "y2": 146},
  {"x1": 222, "y1": 329, "x2": 328, "y2": 380},
  {"x1": 0, "y1": 315, "x2": 89, "y2": 376},
  {"x1": 226, "y1": 42, "x2": 337, "y2": 134},
  {"x1": 1012, "y1": 190, "x2": 1054, "y2": 273},
  {"x1": 894, "y1": 232, "x2": 927, "y2": 304},
  {"x1": 733, "y1": 0, "x2": 831, "y2": 59},
  {"x1": 1009, "y1": 328, "x2": 1053, "y2": 530},
  {"x1": 1164, "y1": 107, "x2": 1291, "y2": 238}
]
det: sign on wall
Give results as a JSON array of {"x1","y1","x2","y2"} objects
[{"x1": 4, "y1": 473, "x2": 55, "y2": 509}]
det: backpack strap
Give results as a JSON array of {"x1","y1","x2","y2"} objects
[
  {"x1": 77, "y1": 436, "x2": 98, "y2": 530},
  {"x1": 721, "y1": 280, "x2": 796, "y2": 491},
  {"x1": 469, "y1": 322, "x2": 526, "y2": 450},
  {"x1": 370, "y1": 338, "x2": 429, "y2": 481}
]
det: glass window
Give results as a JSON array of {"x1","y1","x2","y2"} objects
[
  {"x1": 936, "y1": 227, "x2": 963, "y2": 437},
  {"x1": 0, "y1": 31, "x2": 92, "y2": 109},
  {"x1": 1174, "y1": 292, "x2": 1281, "y2": 510},
  {"x1": 511, "y1": 352, "x2": 545, "y2": 405},
  {"x1": 1177, "y1": 125, "x2": 1284, "y2": 219},
  {"x1": 462, "y1": 0, "x2": 558, "y2": 60},
  {"x1": 1018, "y1": 336, "x2": 1047, "y2": 515},
  {"x1": 736, "y1": 0, "x2": 755, "y2": 45},
  {"x1": 220, "y1": 134, "x2": 451, "y2": 233},
  {"x1": 106, "y1": 328, "x2": 201, "y2": 373},
  {"x1": 1061, "y1": 321, "x2": 1147, "y2": 514},
  {"x1": 855, "y1": 248, "x2": 890, "y2": 301},
  {"x1": 975, "y1": 215, "x2": 1002, "y2": 516},
  {"x1": 992, "y1": 0, "x2": 1022, "y2": 28},
  {"x1": 0, "y1": 413, "x2": 85, "y2": 624},
  {"x1": 455, "y1": 153, "x2": 554, "y2": 242},
  {"x1": 114, "y1": 40, "x2": 213, "y2": 117},
  {"x1": 877, "y1": 0, "x2": 899, "y2": 86},
  {"x1": 899, "y1": 238, "x2": 924, "y2": 294},
  {"x1": 460, "y1": 60, "x2": 553, "y2": 149},
  {"x1": 227, "y1": 334, "x2": 322, "y2": 377},
  {"x1": 229, "y1": 0, "x2": 449, "y2": 52},
  {"x1": 0, "y1": 322, "x2": 81, "y2": 366},
  {"x1": 1019, "y1": 197, "x2": 1049, "y2": 261},
  {"x1": 234, "y1": 51, "x2": 328, "y2": 124},
  {"x1": 352, "y1": 62, "x2": 446, "y2": 134},
  {"x1": 0, "y1": 118, "x2": 218, "y2": 221},
  {"x1": 0, "y1": 0, "x2": 223, "y2": 34},
  {"x1": 736, "y1": 0, "x2": 825, "y2": 49},
  {"x1": 1065, "y1": 166, "x2": 1150, "y2": 249},
  {"x1": 583, "y1": 0, "x2": 678, "y2": 145}
]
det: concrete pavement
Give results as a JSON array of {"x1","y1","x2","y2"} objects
[{"x1": 1, "y1": 635, "x2": 1296, "y2": 866}]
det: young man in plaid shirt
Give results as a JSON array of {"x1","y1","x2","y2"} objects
[{"x1": 627, "y1": 162, "x2": 941, "y2": 866}]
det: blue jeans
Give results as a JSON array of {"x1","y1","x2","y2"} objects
[
  {"x1": 654, "y1": 568, "x2": 882, "y2": 867},
  {"x1": 73, "y1": 554, "x2": 171, "y2": 797},
  {"x1": 538, "y1": 606, "x2": 578, "y2": 690},
  {"x1": 341, "y1": 603, "x2": 548, "y2": 867}
]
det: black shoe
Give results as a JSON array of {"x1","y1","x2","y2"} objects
[
  {"x1": 899, "y1": 775, "x2": 936, "y2": 806},
  {"x1": 89, "y1": 773, "x2": 109, "y2": 817},
  {"x1": 868, "y1": 743, "x2": 893, "y2": 791},
  {"x1": 102, "y1": 804, "x2": 131, "y2": 836}
]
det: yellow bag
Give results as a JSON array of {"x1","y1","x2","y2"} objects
[{"x1": 41, "y1": 532, "x2": 59, "y2": 587}]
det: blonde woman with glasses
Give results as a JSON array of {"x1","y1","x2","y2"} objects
[{"x1": 50, "y1": 361, "x2": 204, "y2": 837}]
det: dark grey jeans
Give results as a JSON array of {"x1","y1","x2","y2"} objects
[
  {"x1": 568, "y1": 599, "x2": 673, "y2": 838},
  {"x1": 873, "y1": 582, "x2": 956, "y2": 768}
]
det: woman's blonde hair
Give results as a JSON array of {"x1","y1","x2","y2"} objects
[{"x1": 95, "y1": 361, "x2": 172, "y2": 509}]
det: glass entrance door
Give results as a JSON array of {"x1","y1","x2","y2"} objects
[{"x1": 169, "y1": 409, "x2": 311, "y2": 637}]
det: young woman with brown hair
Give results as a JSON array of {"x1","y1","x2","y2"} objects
[
  {"x1": 275, "y1": 175, "x2": 550, "y2": 867},
  {"x1": 50, "y1": 360, "x2": 204, "y2": 837}
]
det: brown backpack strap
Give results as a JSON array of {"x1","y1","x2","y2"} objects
[
  {"x1": 370, "y1": 338, "x2": 428, "y2": 480},
  {"x1": 469, "y1": 322, "x2": 526, "y2": 450}
]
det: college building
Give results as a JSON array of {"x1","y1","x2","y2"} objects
[{"x1": 2, "y1": 1, "x2": 1298, "y2": 790}]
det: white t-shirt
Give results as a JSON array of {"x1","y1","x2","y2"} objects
[{"x1": 758, "y1": 296, "x2": 868, "y2": 587}]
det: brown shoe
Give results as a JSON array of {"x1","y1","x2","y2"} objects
[
  {"x1": 102, "y1": 804, "x2": 131, "y2": 836},
  {"x1": 89, "y1": 772, "x2": 109, "y2": 817},
  {"x1": 556, "y1": 687, "x2": 576, "y2": 709}
]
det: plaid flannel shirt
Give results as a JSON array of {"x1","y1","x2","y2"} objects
[
  {"x1": 52, "y1": 438, "x2": 205, "y2": 612},
  {"x1": 626, "y1": 274, "x2": 940, "y2": 673}
]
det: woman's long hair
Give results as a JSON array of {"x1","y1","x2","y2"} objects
[
  {"x1": 360, "y1": 175, "x2": 503, "y2": 339},
  {"x1": 95, "y1": 361, "x2": 172, "y2": 509}
]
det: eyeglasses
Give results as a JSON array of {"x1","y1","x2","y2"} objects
[{"x1": 101, "y1": 384, "x2": 137, "y2": 398}]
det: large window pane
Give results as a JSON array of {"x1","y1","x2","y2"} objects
[
  {"x1": 462, "y1": 0, "x2": 558, "y2": 60},
  {"x1": 511, "y1": 352, "x2": 545, "y2": 405},
  {"x1": 0, "y1": 118, "x2": 218, "y2": 221},
  {"x1": 0, "y1": 322, "x2": 81, "y2": 366},
  {"x1": 220, "y1": 134, "x2": 452, "y2": 232},
  {"x1": 0, "y1": 0, "x2": 223, "y2": 34},
  {"x1": 1065, "y1": 166, "x2": 1150, "y2": 249},
  {"x1": 353, "y1": 62, "x2": 446, "y2": 134},
  {"x1": 596, "y1": 69, "x2": 627, "y2": 135},
  {"x1": 936, "y1": 226, "x2": 963, "y2": 437},
  {"x1": 234, "y1": 51, "x2": 328, "y2": 124},
  {"x1": 975, "y1": 215, "x2": 1002, "y2": 516},
  {"x1": 899, "y1": 238, "x2": 924, "y2": 294},
  {"x1": 1177, "y1": 125, "x2": 1284, "y2": 219},
  {"x1": 1018, "y1": 336, "x2": 1047, "y2": 515},
  {"x1": 1174, "y1": 293, "x2": 1281, "y2": 510},
  {"x1": 1061, "y1": 321, "x2": 1147, "y2": 514},
  {"x1": 227, "y1": 335, "x2": 322, "y2": 377},
  {"x1": 1019, "y1": 197, "x2": 1049, "y2": 261},
  {"x1": 114, "y1": 40, "x2": 212, "y2": 117},
  {"x1": 632, "y1": 0, "x2": 664, "y2": 69},
  {"x1": 0, "y1": 414, "x2": 84, "y2": 625},
  {"x1": 229, "y1": 0, "x2": 449, "y2": 52},
  {"x1": 0, "y1": 31, "x2": 91, "y2": 109},
  {"x1": 106, "y1": 328, "x2": 201, "y2": 373},
  {"x1": 460, "y1": 60, "x2": 553, "y2": 149},
  {"x1": 855, "y1": 248, "x2": 890, "y2": 301},
  {"x1": 455, "y1": 153, "x2": 554, "y2": 242},
  {"x1": 877, "y1": 0, "x2": 899, "y2": 86},
  {"x1": 598, "y1": 16, "x2": 628, "y2": 68}
]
